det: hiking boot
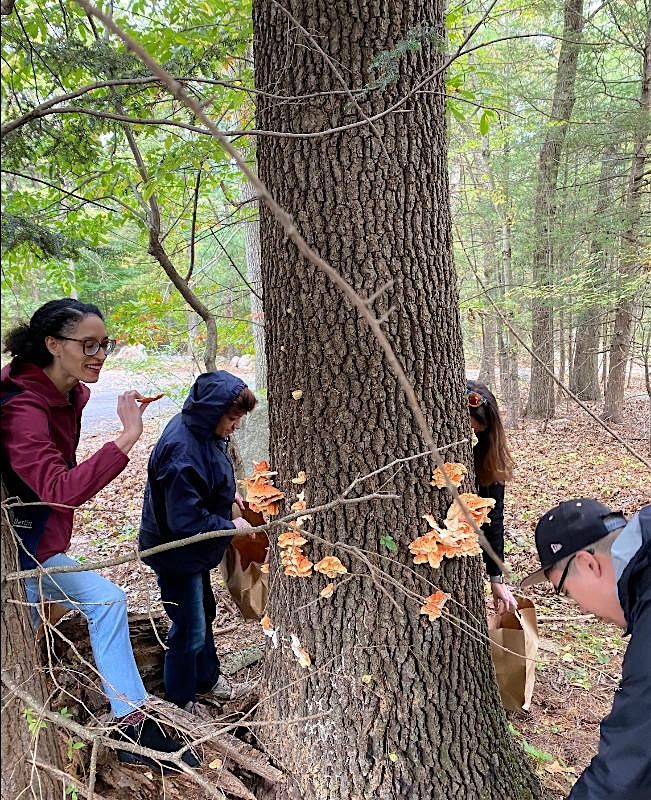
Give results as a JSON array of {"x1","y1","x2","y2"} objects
[
  {"x1": 199, "y1": 674, "x2": 252, "y2": 702},
  {"x1": 201, "y1": 674, "x2": 235, "y2": 701},
  {"x1": 115, "y1": 716, "x2": 201, "y2": 773}
]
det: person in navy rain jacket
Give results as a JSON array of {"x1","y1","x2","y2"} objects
[{"x1": 139, "y1": 370, "x2": 256, "y2": 711}]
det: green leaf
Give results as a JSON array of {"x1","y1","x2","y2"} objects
[
  {"x1": 380, "y1": 535, "x2": 397, "y2": 553},
  {"x1": 479, "y1": 110, "x2": 490, "y2": 136}
]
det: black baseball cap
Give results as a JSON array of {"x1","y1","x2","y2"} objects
[{"x1": 520, "y1": 499, "x2": 627, "y2": 588}]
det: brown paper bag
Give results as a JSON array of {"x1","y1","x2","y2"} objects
[
  {"x1": 488, "y1": 594, "x2": 539, "y2": 711},
  {"x1": 220, "y1": 502, "x2": 269, "y2": 620}
]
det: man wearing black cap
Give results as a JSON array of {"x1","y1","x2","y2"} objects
[{"x1": 521, "y1": 499, "x2": 651, "y2": 799}]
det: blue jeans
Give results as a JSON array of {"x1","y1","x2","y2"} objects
[
  {"x1": 157, "y1": 571, "x2": 220, "y2": 708},
  {"x1": 24, "y1": 553, "x2": 148, "y2": 718}
]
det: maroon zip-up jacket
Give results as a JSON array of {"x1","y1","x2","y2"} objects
[{"x1": 1, "y1": 361, "x2": 128, "y2": 568}]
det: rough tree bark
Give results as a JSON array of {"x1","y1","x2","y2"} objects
[
  {"x1": 570, "y1": 147, "x2": 617, "y2": 400},
  {"x1": 603, "y1": 9, "x2": 651, "y2": 423},
  {"x1": 525, "y1": 0, "x2": 585, "y2": 419},
  {"x1": 253, "y1": 2, "x2": 542, "y2": 799},
  {"x1": 1, "y1": 493, "x2": 65, "y2": 800},
  {"x1": 242, "y1": 177, "x2": 267, "y2": 391}
]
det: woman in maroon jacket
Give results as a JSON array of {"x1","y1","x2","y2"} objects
[{"x1": 1, "y1": 298, "x2": 198, "y2": 772}]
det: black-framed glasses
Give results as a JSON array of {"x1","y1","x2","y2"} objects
[
  {"x1": 467, "y1": 389, "x2": 487, "y2": 408},
  {"x1": 55, "y1": 336, "x2": 117, "y2": 356},
  {"x1": 548, "y1": 548, "x2": 593, "y2": 597},
  {"x1": 553, "y1": 554, "x2": 577, "y2": 596}
]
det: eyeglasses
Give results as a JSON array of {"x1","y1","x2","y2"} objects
[
  {"x1": 467, "y1": 389, "x2": 487, "y2": 408},
  {"x1": 552, "y1": 553, "x2": 576, "y2": 596},
  {"x1": 55, "y1": 336, "x2": 117, "y2": 356},
  {"x1": 548, "y1": 548, "x2": 593, "y2": 597}
]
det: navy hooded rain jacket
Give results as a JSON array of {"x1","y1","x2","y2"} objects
[{"x1": 139, "y1": 370, "x2": 246, "y2": 574}]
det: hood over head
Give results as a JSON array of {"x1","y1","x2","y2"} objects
[{"x1": 181, "y1": 370, "x2": 247, "y2": 436}]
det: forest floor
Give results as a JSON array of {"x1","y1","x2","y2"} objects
[{"x1": 67, "y1": 357, "x2": 649, "y2": 799}]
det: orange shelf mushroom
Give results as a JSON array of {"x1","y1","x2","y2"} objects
[{"x1": 314, "y1": 556, "x2": 348, "y2": 579}]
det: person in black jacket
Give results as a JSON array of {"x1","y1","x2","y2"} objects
[
  {"x1": 466, "y1": 380, "x2": 518, "y2": 612},
  {"x1": 139, "y1": 371, "x2": 256, "y2": 711},
  {"x1": 521, "y1": 499, "x2": 651, "y2": 799}
]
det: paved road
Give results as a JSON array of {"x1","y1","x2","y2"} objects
[
  {"x1": 81, "y1": 367, "x2": 256, "y2": 434},
  {"x1": 81, "y1": 389, "x2": 179, "y2": 434}
]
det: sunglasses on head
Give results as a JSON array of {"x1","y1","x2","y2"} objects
[{"x1": 467, "y1": 389, "x2": 487, "y2": 408}]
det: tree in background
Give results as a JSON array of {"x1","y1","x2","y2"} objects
[
  {"x1": 525, "y1": 0, "x2": 585, "y2": 419},
  {"x1": 603, "y1": 6, "x2": 651, "y2": 423}
]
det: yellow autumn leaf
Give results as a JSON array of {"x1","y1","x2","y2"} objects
[{"x1": 209, "y1": 757, "x2": 224, "y2": 769}]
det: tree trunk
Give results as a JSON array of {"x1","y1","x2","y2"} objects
[
  {"x1": 478, "y1": 232, "x2": 497, "y2": 389},
  {"x1": 1, "y1": 490, "x2": 66, "y2": 799},
  {"x1": 571, "y1": 311, "x2": 602, "y2": 400},
  {"x1": 626, "y1": 325, "x2": 636, "y2": 388},
  {"x1": 498, "y1": 199, "x2": 520, "y2": 428},
  {"x1": 253, "y1": 3, "x2": 542, "y2": 799},
  {"x1": 603, "y1": 9, "x2": 651, "y2": 422},
  {"x1": 557, "y1": 305, "x2": 566, "y2": 398},
  {"x1": 526, "y1": 0, "x2": 585, "y2": 418},
  {"x1": 477, "y1": 110, "x2": 520, "y2": 426},
  {"x1": 478, "y1": 313, "x2": 497, "y2": 388},
  {"x1": 601, "y1": 317, "x2": 609, "y2": 388},
  {"x1": 242, "y1": 177, "x2": 267, "y2": 391},
  {"x1": 118, "y1": 112, "x2": 219, "y2": 372},
  {"x1": 570, "y1": 147, "x2": 617, "y2": 400}
]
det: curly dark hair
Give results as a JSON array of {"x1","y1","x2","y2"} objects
[
  {"x1": 4, "y1": 298, "x2": 104, "y2": 368},
  {"x1": 467, "y1": 379, "x2": 514, "y2": 485}
]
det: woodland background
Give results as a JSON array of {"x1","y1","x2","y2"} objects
[{"x1": 1, "y1": 0, "x2": 649, "y2": 799}]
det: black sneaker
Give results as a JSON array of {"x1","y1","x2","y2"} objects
[{"x1": 115, "y1": 717, "x2": 201, "y2": 773}]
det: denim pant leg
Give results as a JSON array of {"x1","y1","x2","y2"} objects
[
  {"x1": 158, "y1": 571, "x2": 218, "y2": 707},
  {"x1": 196, "y1": 571, "x2": 220, "y2": 693},
  {"x1": 23, "y1": 553, "x2": 148, "y2": 718}
]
